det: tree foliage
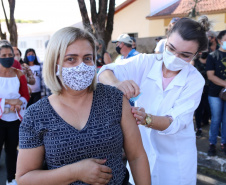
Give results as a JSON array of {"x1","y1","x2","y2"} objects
[
  {"x1": 78, "y1": 0, "x2": 115, "y2": 47},
  {"x1": 0, "y1": 0, "x2": 17, "y2": 46},
  {"x1": 188, "y1": 0, "x2": 202, "y2": 18}
]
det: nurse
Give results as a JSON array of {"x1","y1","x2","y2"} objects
[{"x1": 98, "y1": 16, "x2": 211, "y2": 185}]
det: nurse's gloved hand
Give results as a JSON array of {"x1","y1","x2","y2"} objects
[
  {"x1": 132, "y1": 107, "x2": 146, "y2": 125},
  {"x1": 115, "y1": 80, "x2": 140, "y2": 99}
]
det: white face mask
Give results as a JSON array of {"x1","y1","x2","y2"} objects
[
  {"x1": 163, "y1": 50, "x2": 189, "y2": 71},
  {"x1": 56, "y1": 62, "x2": 96, "y2": 91},
  {"x1": 14, "y1": 56, "x2": 20, "y2": 62},
  {"x1": 221, "y1": 41, "x2": 226, "y2": 50}
]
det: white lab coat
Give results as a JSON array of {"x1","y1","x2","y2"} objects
[{"x1": 98, "y1": 54, "x2": 205, "y2": 185}]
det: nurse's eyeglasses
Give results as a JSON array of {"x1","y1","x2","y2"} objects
[{"x1": 165, "y1": 44, "x2": 197, "y2": 61}]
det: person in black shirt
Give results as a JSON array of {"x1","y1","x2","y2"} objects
[
  {"x1": 194, "y1": 52, "x2": 211, "y2": 137},
  {"x1": 206, "y1": 30, "x2": 226, "y2": 156}
]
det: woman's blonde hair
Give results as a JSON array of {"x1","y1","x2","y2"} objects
[{"x1": 43, "y1": 27, "x2": 97, "y2": 95}]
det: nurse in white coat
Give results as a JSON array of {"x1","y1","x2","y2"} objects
[{"x1": 98, "y1": 16, "x2": 211, "y2": 185}]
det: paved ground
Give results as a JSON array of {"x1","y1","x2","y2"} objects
[{"x1": 0, "y1": 123, "x2": 226, "y2": 185}]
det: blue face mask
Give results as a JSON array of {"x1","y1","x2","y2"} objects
[
  {"x1": 0, "y1": 57, "x2": 14, "y2": 68},
  {"x1": 221, "y1": 41, "x2": 226, "y2": 50},
  {"x1": 27, "y1": 55, "x2": 36, "y2": 62}
]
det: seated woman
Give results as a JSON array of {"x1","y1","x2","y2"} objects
[
  {"x1": 16, "y1": 27, "x2": 151, "y2": 185},
  {"x1": 0, "y1": 41, "x2": 29, "y2": 185}
]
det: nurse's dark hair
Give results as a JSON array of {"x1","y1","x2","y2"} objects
[
  {"x1": 168, "y1": 16, "x2": 211, "y2": 52},
  {"x1": 217, "y1": 30, "x2": 226, "y2": 40}
]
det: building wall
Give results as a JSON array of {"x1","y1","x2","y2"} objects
[
  {"x1": 112, "y1": 0, "x2": 151, "y2": 39},
  {"x1": 148, "y1": 13, "x2": 226, "y2": 37},
  {"x1": 207, "y1": 13, "x2": 226, "y2": 31}
]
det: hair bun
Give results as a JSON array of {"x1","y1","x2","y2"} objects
[{"x1": 198, "y1": 15, "x2": 211, "y2": 32}]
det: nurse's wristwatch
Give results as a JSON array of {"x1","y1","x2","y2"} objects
[{"x1": 144, "y1": 113, "x2": 153, "y2": 127}]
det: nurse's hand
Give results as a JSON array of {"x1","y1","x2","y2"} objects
[
  {"x1": 115, "y1": 80, "x2": 140, "y2": 99},
  {"x1": 132, "y1": 107, "x2": 146, "y2": 125}
]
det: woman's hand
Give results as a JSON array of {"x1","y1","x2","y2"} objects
[
  {"x1": 115, "y1": 80, "x2": 140, "y2": 99},
  {"x1": 75, "y1": 158, "x2": 112, "y2": 185},
  {"x1": 132, "y1": 107, "x2": 146, "y2": 125},
  {"x1": 6, "y1": 99, "x2": 23, "y2": 106},
  {"x1": 10, "y1": 105, "x2": 21, "y2": 112}
]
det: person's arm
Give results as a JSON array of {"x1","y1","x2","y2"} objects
[
  {"x1": 121, "y1": 96, "x2": 151, "y2": 184},
  {"x1": 103, "y1": 52, "x2": 112, "y2": 64},
  {"x1": 16, "y1": 147, "x2": 112, "y2": 185},
  {"x1": 99, "y1": 69, "x2": 140, "y2": 99},
  {"x1": 207, "y1": 70, "x2": 226, "y2": 87},
  {"x1": 5, "y1": 99, "x2": 22, "y2": 105},
  {"x1": 133, "y1": 69, "x2": 205, "y2": 134},
  {"x1": 132, "y1": 107, "x2": 171, "y2": 131},
  {"x1": 26, "y1": 66, "x2": 36, "y2": 85}
]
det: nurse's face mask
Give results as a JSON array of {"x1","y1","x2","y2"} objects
[{"x1": 163, "y1": 42, "x2": 197, "y2": 71}]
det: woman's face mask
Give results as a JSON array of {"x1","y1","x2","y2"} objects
[
  {"x1": 56, "y1": 62, "x2": 96, "y2": 91},
  {"x1": 27, "y1": 55, "x2": 36, "y2": 62},
  {"x1": 221, "y1": 41, "x2": 226, "y2": 50},
  {"x1": 163, "y1": 49, "x2": 189, "y2": 71},
  {"x1": 0, "y1": 57, "x2": 14, "y2": 68}
]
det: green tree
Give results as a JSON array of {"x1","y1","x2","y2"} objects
[
  {"x1": 188, "y1": 0, "x2": 202, "y2": 18},
  {"x1": 78, "y1": 0, "x2": 115, "y2": 47}
]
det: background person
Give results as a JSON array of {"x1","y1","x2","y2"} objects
[
  {"x1": 13, "y1": 47, "x2": 35, "y2": 86},
  {"x1": 98, "y1": 16, "x2": 210, "y2": 185},
  {"x1": 23, "y1": 48, "x2": 42, "y2": 107},
  {"x1": 16, "y1": 27, "x2": 151, "y2": 185},
  {"x1": 0, "y1": 41, "x2": 29, "y2": 185},
  {"x1": 193, "y1": 51, "x2": 211, "y2": 137},
  {"x1": 207, "y1": 30, "x2": 219, "y2": 52},
  {"x1": 154, "y1": 17, "x2": 180, "y2": 54},
  {"x1": 113, "y1": 34, "x2": 139, "y2": 64},
  {"x1": 96, "y1": 39, "x2": 112, "y2": 72},
  {"x1": 206, "y1": 30, "x2": 226, "y2": 156}
]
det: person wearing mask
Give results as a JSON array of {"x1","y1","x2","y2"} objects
[
  {"x1": 193, "y1": 51, "x2": 211, "y2": 137},
  {"x1": 23, "y1": 48, "x2": 42, "y2": 107},
  {"x1": 96, "y1": 39, "x2": 112, "y2": 72},
  {"x1": 98, "y1": 16, "x2": 210, "y2": 185},
  {"x1": 0, "y1": 40, "x2": 22, "y2": 70},
  {"x1": 13, "y1": 47, "x2": 35, "y2": 86},
  {"x1": 154, "y1": 17, "x2": 180, "y2": 54},
  {"x1": 207, "y1": 30, "x2": 219, "y2": 52},
  {"x1": 0, "y1": 41, "x2": 29, "y2": 185},
  {"x1": 206, "y1": 30, "x2": 226, "y2": 156},
  {"x1": 130, "y1": 37, "x2": 137, "y2": 50},
  {"x1": 16, "y1": 27, "x2": 151, "y2": 185},
  {"x1": 113, "y1": 34, "x2": 139, "y2": 64}
]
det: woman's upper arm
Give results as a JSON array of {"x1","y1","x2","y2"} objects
[
  {"x1": 16, "y1": 146, "x2": 45, "y2": 177},
  {"x1": 207, "y1": 70, "x2": 215, "y2": 80},
  {"x1": 104, "y1": 53, "x2": 112, "y2": 64},
  {"x1": 120, "y1": 96, "x2": 145, "y2": 160}
]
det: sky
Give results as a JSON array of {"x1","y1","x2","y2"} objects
[{"x1": 0, "y1": 0, "x2": 126, "y2": 25}]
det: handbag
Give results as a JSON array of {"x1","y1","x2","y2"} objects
[{"x1": 219, "y1": 88, "x2": 226, "y2": 101}]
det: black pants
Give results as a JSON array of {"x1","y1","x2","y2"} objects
[
  {"x1": 0, "y1": 119, "x2": 20, "y2": 181},
  {"x1": 27, "y1": 91, "x2": 41, "y2": 108},
  {"x1": 195, "y1": 86, "x2": 211, "y2": 130}
]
